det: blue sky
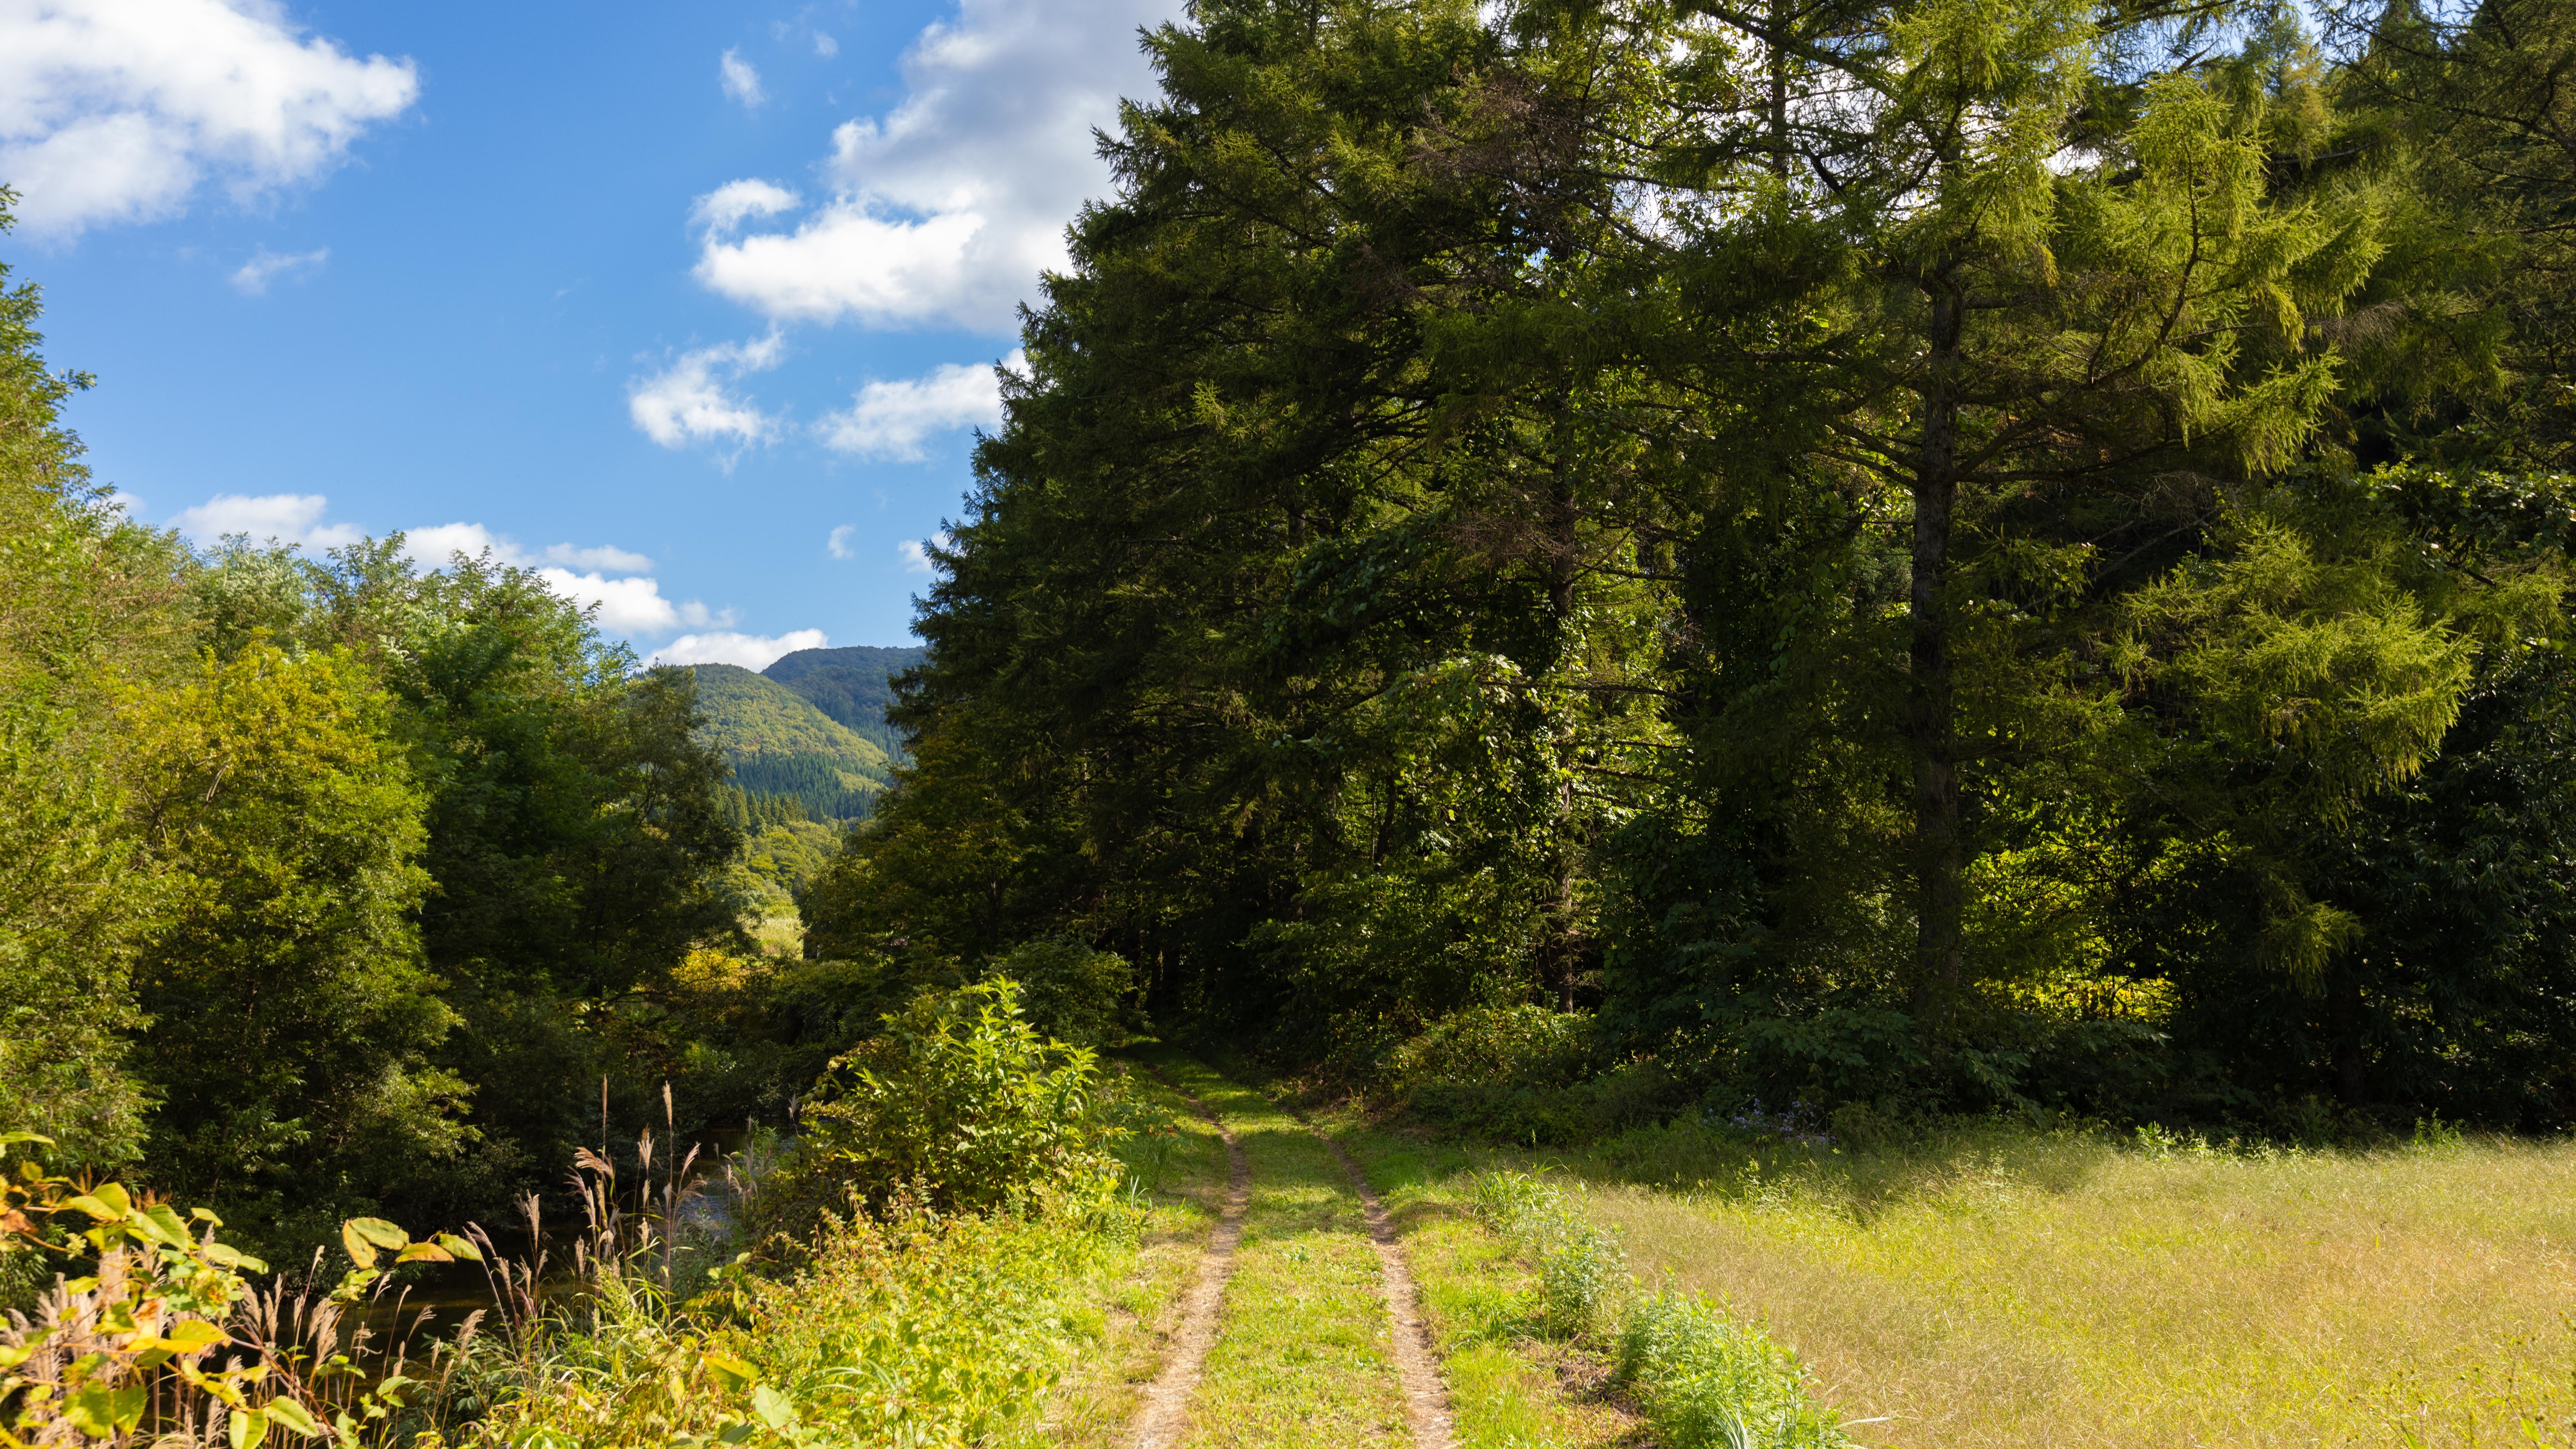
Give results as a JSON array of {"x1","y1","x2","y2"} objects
[{"x1": 0, "y1": 0, "x2": 1179, "y2": 662}]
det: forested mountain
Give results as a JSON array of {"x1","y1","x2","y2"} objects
[
  {"x1": 764, "y1": 645, "x2": 925, "y2": 760},
  {"x1": 689, "y1": 663, "x2": 893, "y2": 821},
  {"x1": 800, "y1": 0, "x2": 2576, "y2": 1134}
]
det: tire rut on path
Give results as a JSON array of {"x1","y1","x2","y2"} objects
[
  {"x1": 1318, "y1": 1132, "x2": 1456, "y2": 1449},
  {"x1": 1129, "y1": 1084, "x2": 1252, "y2": 1449}
]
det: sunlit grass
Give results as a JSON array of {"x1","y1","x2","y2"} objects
[
  {"x1": 1029, "y1": 1056, "x2": 1234, "y2": 1447},
  {"x1": 1345, "y1": 1128, "x2": 1643, "y2": 1449},
  {"x1": 1569, "y1": 1126, "x2": 2576, "y2": 1447},
  {"x1": 1178, "y1": 1066, "x2": 1409, "y2": 1449}
]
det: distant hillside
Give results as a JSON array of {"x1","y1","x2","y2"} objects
[
  {"x1": 762, "y1": 645, "x2": 924, "y2": 761},
  {"x1": 689, "y1": 664, "x2": 894, "y2": 821}
]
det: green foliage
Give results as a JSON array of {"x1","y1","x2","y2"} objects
[
  {"x1": 125, "y1": 644, "x2": 465, "y2": 1236},
  {"x1": 1617, "y1": 1293, "x2": 1856, "y2": 1449},
  {"x1": 988, "y1": 938, "x2": 1136, "y2": 1049},
  {"x1": 1389, "y1": 1006, "x2": 1592, "y2": 1092},
  {"x1": 0, "y1": 188, "x2": 183, "y2": 1173},
  {"x1": 0, "y1": 1133, "x2": 482, "y2": 1448},
  {"x1": 795, "y1": 980, "x2": 1116, "y2": 1215}
]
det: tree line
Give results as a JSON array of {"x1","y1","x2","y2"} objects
[
  {"x1": 804, "y1": 0, "x2": 2576, "y2": 1131},
  {"x1": 0, "y1": 187, "x2": 813, "y2": 1251}
]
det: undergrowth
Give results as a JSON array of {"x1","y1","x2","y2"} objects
[{"x1": 1467, "y1": 1171, "x2": 1855, "y2": 1449}]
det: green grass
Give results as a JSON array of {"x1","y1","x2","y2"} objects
[
  {"x1": 1561, "y1": 1122, "x2": 2576, "y2": 1448},
  {"x1": 1331, "y1": 1124, "x2": 1642, "y2": 1449},
  {"x1": 1157, "y1": 1059, "x2": 1411, "y2": 1449},
  {"x1": 1033, "y1": 1055, "x2": 1236, "y2": 1447}
]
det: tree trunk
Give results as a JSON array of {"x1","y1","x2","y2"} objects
[{"x1": 1908, "y1": 285, "x2": 1966, "y2": 1032}]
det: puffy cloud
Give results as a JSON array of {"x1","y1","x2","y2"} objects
[
  {"x1": 718, "y1": 47, "x2": 764, "y2": 108},
  {"x1": 229, "y1": 245, "x2": 326, "y2": 294},
  {"x1": 400, "y1": 522, "x2": 652, "y2": 575},
  {"x1": 827, "y1": 524, "x2": 856, "y2": 560},
  {"x1": 170, "y1": 491, "x2": 362, "y2": 549},
  {"x1": 0, "y1": 0, "x2": 418, "y2": 238},
  {"x1": 897, "y1": 530, "x2": 953, "y2": 574},
  {"x1": 628, "y1": 331, "x2": 785, "y2": 450},
  {"x1": 817, "y1": 350, "x2": 1016, "y2": 460},
  {"x1": 537, "y1": 568, "x2": 728, "y2": 635},
  {"x1": 691, "y1": 178, "x2": 799, "y2": 236},
  {"x1": 692, "y1": 0, "x2": 1177, "y2": 333},
  {"x1": 813, "y1": 31, "x2": 839, "y2": 58},
  {"x1": 650, "y1": 628, "x2": 829, "y2": 669}
]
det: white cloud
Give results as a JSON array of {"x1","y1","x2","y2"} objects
[
  {"x1": 692, "y1": 0, "x2": 1176, "y2": 333},
  {"x1": 538, "y1": 568, "x2": 730, "y2": 635},
  {"x1": 0, "y1": 0, "x2": 418, "y2": 238},
  {"x1": 171, "y1": 491, "x2": 362, "y2": 549},
  {"x1": 719, "y1": 47, "x2": 764, "y2": 107},
  {"x1": 400, "y1": 522, "x2": 652, "y2": 575},
  {"x1": 818, "y1": 349, "x2": 1017, "y2": 460},
  {"x1": 827, "y1": 524, "x2": 856, "y2": 559},
  {"x1": 813, "y1": 31, "x2": 839, "y2": 58},
  {"x1": 628, "y1": 330, "x2": 785, "y2": 450},
  {"x1": 229, "y1": 245, "x2": 326, "y2": 294},
  {"x1": 651, "y1": 628, "x2": 829, "y2": 669},
  {"x1": 691, "y1": 178, "x2": 799, "y2": 236},
  {"x1": 898, "y1": 530, "x2": 953, "y2": 574}
]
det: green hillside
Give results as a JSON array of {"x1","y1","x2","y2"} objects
[
  {"x1": 688, "y1": 663, "x2": 894, "y2": 821},
  {"x1": 762, "y1": 645, "x2": 924, "y2": 761}
]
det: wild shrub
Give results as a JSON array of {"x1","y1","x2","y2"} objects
[
  {"x1": 1391, "y1": 1006, "x2": 1592, "y2": 1091},
  {"x1": 0, "y1": 1131, "x2": 484, "y2": 1447},
  {"x1": 1617, "y1": 1292, "x2": 1854, "y2": 1449},
  {"x1": 794, "y1": 979, "x2": 1117, "y2": 1215},
  {"x1": 988, "y1": 938, "x2": 1135, "y2": 1049}
]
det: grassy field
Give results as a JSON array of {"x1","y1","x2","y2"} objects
[{"x1": 1568, "y1": 1125, "x2": 2576, "y2": 1448}]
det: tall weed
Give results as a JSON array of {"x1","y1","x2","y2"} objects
[{"x1": 1467, "y1": 1170, "x2": 1854, "y2": 1449}]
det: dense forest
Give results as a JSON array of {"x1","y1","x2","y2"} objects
[
  {"x1": 11, "y1": 0, "x2": 2576, "y2": 1275},
  {"x1": 803, "y1": 0, "x2": 2576, "y2": 1137}
]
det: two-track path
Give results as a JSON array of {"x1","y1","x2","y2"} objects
[{"x1": 1131, "y1": 1060, "x2": 1455, "y2": 1449}]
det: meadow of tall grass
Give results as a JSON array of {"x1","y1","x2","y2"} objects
[{"x1": 1570, "y1": 1119, "x2": 2576, "y2": 1448}]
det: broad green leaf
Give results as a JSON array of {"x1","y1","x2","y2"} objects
[
  {"x1": 344, "y1": 1217, "x2": 407, "y2": 1251},
  {"x1": 64, "y1": 1382, "x2": 146, "y2": 1438},
  {"x1": 264, "y1": 1397, "x2": 321, "y2": 1438},
  {"x1": 433, "y1": 1232, "x2": 483, "y2": 1262},
  {"x1": 700, "y1": 1351, "x2": 757, "y2": 1388},
  {"x1": 229, "y1": 1405, "x2": 269, "y2": 1449},
  {"x1": 138, "y1": 1204, "x2": 192, "y2": 1247},
  {"x1": 751, "y1": 1384, "x2": 796, "y2": 1430}
]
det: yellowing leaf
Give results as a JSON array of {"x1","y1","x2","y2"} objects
[
  {"x1": 65, "y1": 1382, "x2": 146, "y2": 1438},
  {"x1": 344, "y1": 1217, "x2": 407, "y2": 1251},
  {"x1": 339, "y1": 1222, "x2": 376, "y2": 1270},
  {"x1": 229, "y1": 1405, "x2": 269, "y2": 1449},
  {"x1": 432, "y1": 1232, "x2": 482, "y2": 1262}
]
